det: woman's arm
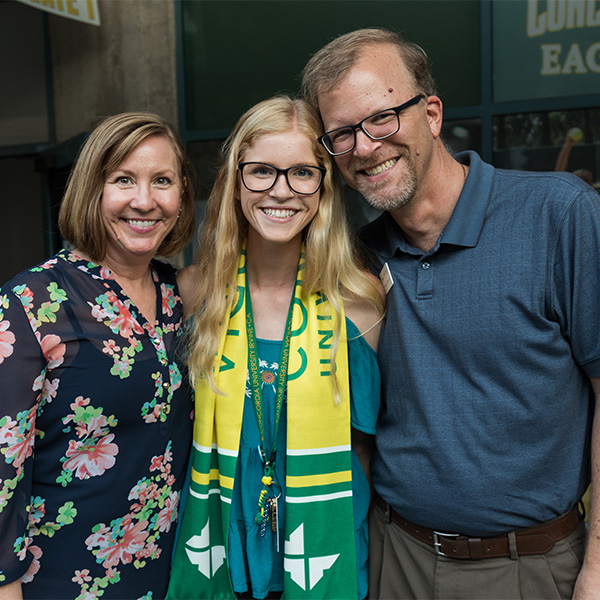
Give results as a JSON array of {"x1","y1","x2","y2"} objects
[
  {"x1": 351, "y1": 427, "x2": 374, "y2": 489},
  {"x1": 344, "y1": 271, "x2": 385, "y2": 352},
  {"x1": 176, "y1": 265, "x2": 199, "y2": 320},
  {"x1": 0, "y1": 286, "x2": 44, "y2": 584},
  {"x1": 0, "y1": 579, "x2": 23, "y2": 600}
]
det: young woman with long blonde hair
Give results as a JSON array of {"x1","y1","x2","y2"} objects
[{"x1": 168, "y1": 96, "x2": 384, "y2": 600}]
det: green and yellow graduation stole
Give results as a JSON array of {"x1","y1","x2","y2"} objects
[{"x1": 167, "y1": 248, "x2": 357, "y2": 599}]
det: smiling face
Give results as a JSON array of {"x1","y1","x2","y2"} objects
[
  {"x1": 101, "y1": 134, "x2": 182, "y2": 267},
  {"x1": 239, "y1": 127, "x2": 321, "y2": 247},
  {"x1": 318, "y1": 43, "x2": 439, "y2": 212}
]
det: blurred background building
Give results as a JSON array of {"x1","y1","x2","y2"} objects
[{"x1": 1, "y1": 0, "x2": 599, "y2": 282}]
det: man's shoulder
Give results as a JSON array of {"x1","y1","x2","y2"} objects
[
  {"x1": 461, "y1": 151, "x2": 597, "y2": 213},
  {"x1": 493, "y1": 162, "x2": 591, "y2": 195}
]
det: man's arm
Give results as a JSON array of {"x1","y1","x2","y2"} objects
[{"x1": 573, "y1": 376, "x2": 600, "y2": 599}]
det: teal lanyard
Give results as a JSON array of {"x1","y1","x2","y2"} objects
[{"x1": 245, "y1": 272, "x2": 296, "y2": 533}]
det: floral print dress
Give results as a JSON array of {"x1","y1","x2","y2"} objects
[{"x1": 0, "y1": 250, "x2": 193, "y2": 599}]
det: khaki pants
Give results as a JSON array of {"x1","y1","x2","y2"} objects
[{"x1": 369, "y1": 502, "x2": 586, "y2": 600}]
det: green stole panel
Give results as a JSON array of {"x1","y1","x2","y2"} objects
[{"x1": 167, "y1": 248, "x2": 357, "y2": 599}]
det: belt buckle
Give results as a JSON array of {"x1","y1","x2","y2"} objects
[{"x1": 433, "y1": 530, "x2": 460, "y2": 556}]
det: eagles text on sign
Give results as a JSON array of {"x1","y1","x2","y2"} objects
[
  {"x1": 493, "y1": 0, "x2": 599, "y2": 102},
  {"x1": 528, "y1": 0, "x2": 600, "y2": 74}
]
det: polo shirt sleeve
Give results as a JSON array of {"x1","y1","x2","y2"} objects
[{"x1": 551, "y1": 184, "x2": 600, "y2": 378}]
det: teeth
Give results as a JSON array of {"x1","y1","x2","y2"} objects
[
  {"x1": 127, "y1": 219, "x2": 157, "y2": 228},
  {"x1": 365, "y1": 158, "x2": 397, "y2": 176},
  {"x1": 262, "y1": 208, "x2": 296, "y2": 218}
]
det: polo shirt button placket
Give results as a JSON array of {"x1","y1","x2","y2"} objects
[{"x1": 417, "y1": 260, "x2": 434, "y2": 299}]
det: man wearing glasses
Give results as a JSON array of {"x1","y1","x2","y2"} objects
[{"x1": 302, "y1": 28, "x2": 600, "y2": 599}]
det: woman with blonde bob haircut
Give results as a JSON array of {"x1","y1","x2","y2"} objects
[
  {"x1": 59, "y1": 111, "x2": 195, "y2": 261},
  {"x1": 168, "y1": 96, "x2": 385, "y2": 600},
  {"x1": 0, "y1": 112, "x2": 195, "y2": 599}
]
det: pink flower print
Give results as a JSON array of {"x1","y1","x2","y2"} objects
[
  {"x1": 40, "y1": 334, "x2": 66, "y2": 369},
  {"x1": 169, "y1": 363, "x2": 182, "y2": 392},
  {"x1": 112, "y1": 358, "x2": 132, "y2": 378},
  {"x1": 110, "y1": 304, "x2": 144, "y2": 339},
  {"x1": 85, "y1": 524, "x2": 111, "y2": 550},
  {"x1": 128, "y1": 480, "x2": 159, "y2": 504},
  {"x1": 38, "y1": 257, "x2": 58, "y2": 270},
  {"x1": 63, "y1": 434, "x2": 118, "y2": 479},
  {"x1": 90, "y1": 303, "x2": 109, "y2": 322},
  {"x1": 84, "y1": 414, "x2": 110, "y2": 438},
  {"x1": 143, "y1": 403, "x2": 163, "y2": 424},
  {"x1": 29, "y1": 502, "x2": 46, "y2": 525},
  {"x1": 155, "y1": 491, "x2": 179, "y2": 533},
  {"x1": 0, "y1": 320, "x2": 15, "y2": 364},
  {"x1": 138, "y1": 540, "x2": 161, "y2": 559},
  {"x1": 149, "y1": 455, "x2": 163, "y2": 472},
  {"x1": 4, "y1": 405, "x2": 37, "y2": 469},
  {"x1": 100, "y1": 266, "x2": 112, "y2": 279},
  {"x1": 40, "y1": 377, "x2": 60, "y2": 403},
  {"x1": 73, "y1": 413, "x2": 109, "y2": 439},
  {"x1": 0, "y1": 415, "x2": 17, "y2": 444},
  {"x1": 95, "y1": 520, "x2": 150, "y2": 568},
  {"x1": 72, "y1": 569, "x2": 92, "y2": 585},
  {"x1": 70, "y1": 396, "x2": 90, "y2": 411},
  {"x1": 161, "y1": 283, "x2": 176, "y2": 317},
  {"x1": 102, "y1": 339, "x2": 121, "y2": 356},
  {"x1": 75, "y1": 423, "x2": 89, "y2": 438},
  {"x1": 20, "y1": 545, "x2": 42, "y2": 583},
  {"x1": 18, "y1": 286, "x2": 34, "y2": 308},
  {"x1": 32, "y1": 371, "x2": 45, "y2": 392}
]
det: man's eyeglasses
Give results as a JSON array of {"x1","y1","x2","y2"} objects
[
  {"x1": 238, "y1": 162, "x2": 326, "y2": 196},
  {"x1": 318, "y1": 94, "x2": 424, "y2": 156}
]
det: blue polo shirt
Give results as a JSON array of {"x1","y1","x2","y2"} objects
[{"x1": 361, "y1": 151, "x2": 600, "y2": 537}]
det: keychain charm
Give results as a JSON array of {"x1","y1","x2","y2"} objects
[
  {"x1": 260, "y1": 498, "x2": 272, "y2": 537},
  {"x1": 270, "y1": 495, "x2": 277, "y2": 532}
]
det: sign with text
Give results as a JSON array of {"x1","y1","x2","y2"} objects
[
  {"x1": 15, "y1": 0, "x2": 100, "y2": 26},
  {"x1": 493, "y1": 0, "x2": 599, "y2": 102}
]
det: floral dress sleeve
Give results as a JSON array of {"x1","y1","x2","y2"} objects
[{"x1": 0, "y1": 283, "x2": 57, "y2": 585}]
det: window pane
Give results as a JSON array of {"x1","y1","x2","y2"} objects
[{"x1": 493, "y1": 109, "x2": 600, "y2": 191}]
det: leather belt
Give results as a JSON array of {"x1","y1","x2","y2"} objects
[{"x1": 374, "y1": 493, "x2": 582, "y2": 560}]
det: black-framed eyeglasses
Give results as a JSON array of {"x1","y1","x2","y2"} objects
[
  {"x1": 238, "y1": 162, "x2": 326, "y2": 195},
  {"x1": 318, "y1": 94, "x2": 424, "y2": 156}
]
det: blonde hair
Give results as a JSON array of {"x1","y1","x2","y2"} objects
[
  {"x1": 186, "y1": 96, "x2": 384, "y2": 398},
  {"x1": 302, "y1": 27, "x2": 437, "y2": 113},
  {"x1": 59, "y1": 112, "x2": 195, "y2": 261}
]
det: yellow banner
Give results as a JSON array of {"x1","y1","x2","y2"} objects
[{"x1": 15, "y1": 0, "x2": 100, "y2": 26}]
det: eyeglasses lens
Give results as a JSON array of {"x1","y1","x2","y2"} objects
[
  {"x1": 242, "y1": 163, "x2": 322, "y2": 195},
  {"x1": 324, "y1": 110, "x2": 400, "y2": 155}
]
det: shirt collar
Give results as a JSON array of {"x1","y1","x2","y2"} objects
[
  {"x1": 440, "y1": 151, "x2": 493, "y2": 249},
  {"x1": 370, "y1": 151, "x2": 494, "y2": 258}
]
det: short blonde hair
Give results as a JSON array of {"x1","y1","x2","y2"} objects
[
  {"x1": 59, "y1": 112, "x2": 195, "y2": 261},
  {"x1": 302, "y1": 27, "x2": 437, "y2": 112}
]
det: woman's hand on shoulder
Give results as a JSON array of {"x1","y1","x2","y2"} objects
[
  {"x1": 177, "y1": 265, "x2": 199, "y2": 319},
  {"x1": 344, "y1": 271, "x2": 385, "y2": 352}
]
